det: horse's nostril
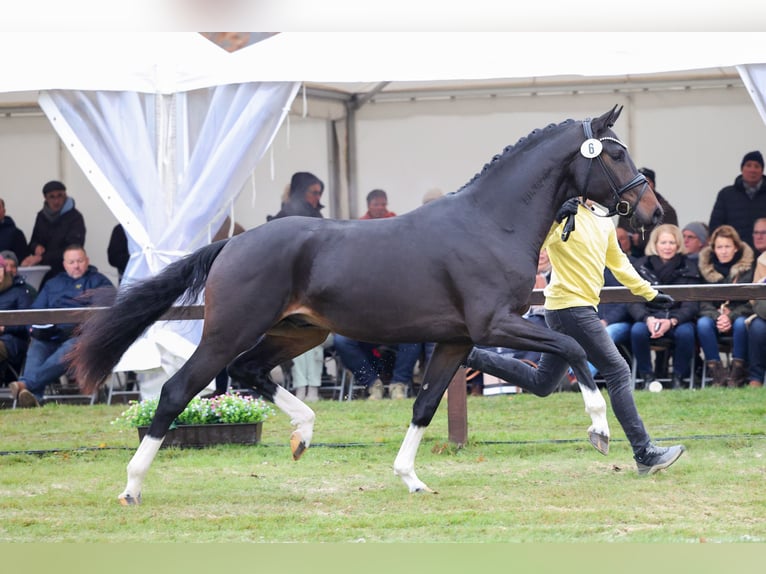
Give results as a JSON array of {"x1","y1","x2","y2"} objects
[{"x1": 653, "y1": 206, "x2": 664, "y2": 225}]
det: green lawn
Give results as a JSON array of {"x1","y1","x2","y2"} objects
[{"x1": 1, "y1": 388, "x2": 764, "y2": 543}]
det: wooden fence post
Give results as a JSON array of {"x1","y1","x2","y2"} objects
[{"x1": 447, "y1": 367, "x2": 468, "y2": 446}]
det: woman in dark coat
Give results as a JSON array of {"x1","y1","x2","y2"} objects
[
  {"x1": 696, "y1": 224, "x2": 755, "y2": 387},
  {"x1": 628, "y1": 224, "x2": 701, "y2": 389},
  {"x1": 267, "y1": 171, "x2": 325, "y2": 221}
]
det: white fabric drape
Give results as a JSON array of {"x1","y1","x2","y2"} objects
[
  {"x1": 38, "y1": 82, "x2": 300, "y2": 396},
  {"x1": 738, "y1": 64, "x2": 766, "y2": 126}
]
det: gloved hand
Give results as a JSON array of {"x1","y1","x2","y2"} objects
[
  {"x1": 556, "y1": 197, "x2": 580, "y2": 241},
  {"x1": 555, "y1": 197, "x2": 580, "y2": 223},
  {"x1": 647, "y1": 291, "x2": 674, "y2": 309}
]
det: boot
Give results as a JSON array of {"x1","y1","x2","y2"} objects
[
  {"x1": 389, "y1": 382, "x2": 407, "y2": 399},
  {"x1": 294, "y1": 385, "x2": 307, "y2": 400},
  {"x1": 728, "y1": 359, "x2": 747, "y2": 388},
  {"x1": 706, "y1": 360, "x2": 727, "y2": 387},
  {"x1": 368, "y1": 379, "x2": 384, "y2": 400},
  {"x1": 306, "y1": 386, "x2": 320, "y2": 402}
]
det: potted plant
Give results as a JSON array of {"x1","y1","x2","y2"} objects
[{"x1": 113, "y1": 392, "x2": 276, "y2": 448}]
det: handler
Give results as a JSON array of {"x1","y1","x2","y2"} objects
[{"x1": 466, "y1": 197, "x2": 686, "y2": 475}]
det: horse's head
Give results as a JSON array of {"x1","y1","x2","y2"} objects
[{"x1": 572, "y1": 106, "x2": 662, "y2": 229}]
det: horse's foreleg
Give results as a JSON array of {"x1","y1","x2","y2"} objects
[
  {"x1": 393, "y1": 424, "x2": 431, "y2": 493},
  {"x1": 393, "y1": 342, "x2": 473, "y2": 493},
  {"x1": 118, "y1": 436, "x2": 163, "y2": 505}
]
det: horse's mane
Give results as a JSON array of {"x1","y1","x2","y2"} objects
[{"x1": 454, "y1": 118, "x2": 577, "y2": 194}]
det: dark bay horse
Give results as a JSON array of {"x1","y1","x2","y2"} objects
[{"x1": 72, "y1": 106, "x2": 661, "y2": 504}]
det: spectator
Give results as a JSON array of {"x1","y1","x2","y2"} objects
[
  {"x1": 615, "y1": 225, "x2": 633, "y2": 256},
  {"x1": 618, "y1": 168, "x2": 678, "y2": 259},
  {"x1": 334, "y1": 335, "x2": 421, "y2": 400},
  {"x1": 696, "y1": 225, "x2": 755, "y2": 387},
  {"x1": 0, "y1": 251, "x2": 34, "y2": 381},
  {"x1": 751, "y1": 217, "x2": 766, "y2": 257},
  {"x1": 360, "y1": 189, "x2": 396, "y2": 219},
  {"x1": 266, "y1": 171, "x2": 325, "y2": 221},
  {"x1": 8, "y1": 245, "x2": 114, "y2": 407},
  {"x1": 21, "y1": 180, "x2": 86, "y2": 287},
  {"x1": 747, "y1": 251, "x2": 766, "y2": 387},
  {"x1": 681, "y1": 221, "x2": 709, "y2": 263},
  {"x1": 341, "y1": 188, "x2": 417, "y2": 399},
  {"x1": 627, "y1": 224, "x2": 701, "y2": 390},
  {"x1": 0, "y1": 198, "x2": 29, "y2": 263},
  {"x1": 267, "y1": 172, "x2": 326, "y2": 401},
  {"x1": 709, "y1": 151, "x2": 766, "y2": 252}
]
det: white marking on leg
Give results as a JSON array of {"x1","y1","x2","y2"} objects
[
  {"x1": 578, "y1": 383, "x2": 610, "y2": 454},
  {"x1": 119, "y1": 435, "x2": 164, "y2": 505},
  {"x1": 393, "y1": 424, "x2": 434, "y2": 493},
  {"x1": 274, "y1": 385, "x2": 316, "y2": 449}
]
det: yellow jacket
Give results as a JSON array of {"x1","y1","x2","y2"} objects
[{"x1": 543, "y1": 203, "x2": 657, "y2": 311}]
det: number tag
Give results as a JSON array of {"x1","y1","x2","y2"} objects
[{"x1": 580, "y1": 138, "x2": 603, "y2": 159}]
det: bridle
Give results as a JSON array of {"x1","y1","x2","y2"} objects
[{"x1": 579, "y1": 118, "x2": 649, "y2": 218}]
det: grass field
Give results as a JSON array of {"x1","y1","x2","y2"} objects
[{"x1": 1, "y1": 388, "x2": 764, "y2": 543}]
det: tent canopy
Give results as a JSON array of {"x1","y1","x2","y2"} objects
[{"x1": 2, "y1": 32, "x2": 766, "y2": 99}]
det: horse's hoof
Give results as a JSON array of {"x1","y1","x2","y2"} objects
[
  {"x1": 290, "y1": 431, "x2": 307, "y2": 461},
  {"x1": 118, "y1": 493, "x2": 141, "y2": 506},
  {"x1": 412, "y1": 486, "x2": 438, "y2": 494},
  {"x1": 588, "y1": 431, "x2": 610, "y2": 456}
]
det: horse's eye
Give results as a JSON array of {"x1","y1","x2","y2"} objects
[{"x1": 611, "y1": 149, "x2": 626, "y2": 162}]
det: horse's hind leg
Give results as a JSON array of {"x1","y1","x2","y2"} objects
[
  {"x1": 393, "y1": 341, "x2": 473, "y2": 493},
  {"x1": 228, "y1": 326, "x2": 329, "y2": 460}
]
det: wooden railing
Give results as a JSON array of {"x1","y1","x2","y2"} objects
[{"x1": 4, "y1": 283, "x2": 766, "y2": 445}]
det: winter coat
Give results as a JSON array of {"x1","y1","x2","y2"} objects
[
  {"x1": 697, "y1": 243, "x2": 755, "y2": 322},
  {"x1": 30, "y1": 265, "x2": 114, "y2": 340},
  {"x1": 628, "y1": 254, "x2": 701, "y2": 323},
  {"x1": 0, "y1": 275, "x2": 35, "y2": 364},
  {"x1": 708, "y1": 174, "x2": 766, "y2": 251},
  {"x1": 0, "y1": 216, "x2": 29, "y2": 262},
  {"x1": 27, "y1": 197, "x2": 86, "y2": 280}
]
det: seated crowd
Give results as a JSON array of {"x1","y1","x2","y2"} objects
[{"x1": 4, "y1": 152, "x2": 766, "y2": 406}]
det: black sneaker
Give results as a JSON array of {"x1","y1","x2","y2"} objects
[{"x1": 635, "y1": 443, "x2": 685, "y2": 475}]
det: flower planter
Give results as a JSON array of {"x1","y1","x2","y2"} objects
[{"x1": 137, "y1": 422, "x2": 263, "y2": 448}]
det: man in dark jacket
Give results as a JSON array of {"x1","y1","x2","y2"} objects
[
  {"x1": 21, "y1": 180, "x2": 86, "y2": 287},
  {"x1": 9, "y1": 245, "x2": 114, "y2": 407},
  {"x1": 709, "y1": 151, "x2": 766, "y2": 251},
  {"x1": 0, "y1": 198, "x2": 29, "y2": 263}
]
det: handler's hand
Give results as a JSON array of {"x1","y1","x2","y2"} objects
[{"x1": 647, "y1": 292, "x2": 674, "y2": 309}]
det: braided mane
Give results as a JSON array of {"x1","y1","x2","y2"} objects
[{"x1": 454, "y1": 118, "x2": 576, "y2": 194}]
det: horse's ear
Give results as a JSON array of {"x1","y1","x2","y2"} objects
[{"x1": 592, "y1": 105, "x2": 623, "y2": 134}]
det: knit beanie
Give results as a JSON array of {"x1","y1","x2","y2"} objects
[
  {"x1": 42, "y1": 180, "x2": 66, "y2": 195},
  {"x1": 683, "y1": 221, "x2": 709, "y2": 245},
  {"x1": 741, "y1": 151, "x2": 764, "y2": 169}
]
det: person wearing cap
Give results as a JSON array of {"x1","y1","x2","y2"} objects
[
  {"x1": 709, "y1": 151, "x2": 766, "y2": 251},
  {"x1": 682, "y1": 221, "x2": 709, "y2": 263},
  {"x1": 0, "y1": 251, "x2": 34, "y2": 383},
  {"x1": 20, "y1": 180, "x2": 86, "y2": 288},
  {"x1": 0, "y1": 198, "x2": 29, "y2": 263},
  {"x1": 618, "y1": 167, "x2": 678, "y2": 259}
]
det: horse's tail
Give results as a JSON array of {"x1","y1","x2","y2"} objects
[{"x1": 71, "y1": 240, "x2": 229, "y2": 394}]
